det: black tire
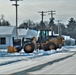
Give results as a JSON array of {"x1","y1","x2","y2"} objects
[
  {"x1": 57, "y1": 44, "x2": 62, "y2": 48},
  {"x1": 43, "y1": 44, "x2": 49, "y2": 51},
  {"x1": 46, "y1": 42, "x2": 57, "y2": 50},
  {"x1": 24, "y1": 42, "x2": 35, "y2": 53}
]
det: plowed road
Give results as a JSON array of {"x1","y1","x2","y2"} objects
[{"x1": 0, "y1": 51, "x2": 76, "y2": 75}]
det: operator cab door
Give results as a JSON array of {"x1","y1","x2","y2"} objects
[{"x1": 38, "y1": 30, "x2": 49, "y2": 43}]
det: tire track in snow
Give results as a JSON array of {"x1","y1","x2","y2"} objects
[{"x1": 13, "y1": 52, "x2": 76, "y2": 75}]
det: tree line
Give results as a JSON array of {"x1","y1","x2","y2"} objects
[
  {"x1": 0, "y1": 17, "x2": 76, "y2": 39},
  {"x1": 18, "y1": 18, "x2": 76, "y2": 40}
]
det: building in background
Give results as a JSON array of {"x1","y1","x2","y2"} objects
[{"x1": 0, "y1": 26, "x2": 28, "y2": 49}]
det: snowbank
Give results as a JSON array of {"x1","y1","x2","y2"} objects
[
  {"x1": 0, "y1": 45, "x2": 76, "y2": 66},
  {"x1": 62, "y1": 35, "x2": 75, "y2": 46}
]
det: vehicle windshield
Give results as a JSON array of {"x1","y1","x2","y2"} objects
[{"x1": 40, "y1": 30, "x2": 49, "y2": 37}]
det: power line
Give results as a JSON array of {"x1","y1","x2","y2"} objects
[
  {"x1": 18, "y1": 3, "x2": 38, "y2": 20},
  {"x1": 19, "y1": 5, "x2": 37, "y2": 15},
  {"x1": 21, "y1": 2, "x2": 39, "y2": 12}
]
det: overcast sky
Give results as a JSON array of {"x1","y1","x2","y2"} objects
[{"x1": 0, "y1": 0, "x2": 76, "y2": 26}]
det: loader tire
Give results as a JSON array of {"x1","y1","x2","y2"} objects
[
  {"x1": 44, "y1": 44, "x2": 49, "y2": 51},
  {"x1": 24, "y1": 42, "x2": 35, "y2": 53},
  {"x1": 46, "y1": 42, "x2": 57, "y2": 50}
]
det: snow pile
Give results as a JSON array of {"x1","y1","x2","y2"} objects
[
  {"x1": 62, "y1": 35, "x2": 75, "y2": 46},
  {"x1": 62, "y1": 46, "x2": 76, "y2": 52},
  {"x1": 25, "y1": 29, "x2": 38, "y2": 40}
]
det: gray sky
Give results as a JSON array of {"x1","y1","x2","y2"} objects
[{"x1": 0, "y1": 0, "x2": 76, "y2": 26}]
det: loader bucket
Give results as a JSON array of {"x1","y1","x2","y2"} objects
[{"x1": 8, "y1": 46, "x2": 17, "y2": 53}]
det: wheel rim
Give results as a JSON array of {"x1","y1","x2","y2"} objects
[
  {"x1": 25, "y1": 45, "x2": 31, "y2": 51},
  {"x1": 49, "y1": 45, "x2": 55, "y2": 49}
]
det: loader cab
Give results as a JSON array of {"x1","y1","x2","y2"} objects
[
  {"x1": 38, "y1": 30, "x2": 51, "y2": 43},
  {"x1": 38, "y1": 30, "x2": 64, "y2": 50},
  {"x1": 38, "y1": 30, "x2": 62, "y2": 43}
]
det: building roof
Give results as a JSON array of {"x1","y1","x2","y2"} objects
[
  {"x1": 0, "y1": 26, "x2": 14, "y2": 35},
  {"x1": 25, "y1": 29, "x2": 38, "y2": 39},
  {"x1": 0, "y1": 26, "x2": 38, "y2": 39},
  {"x1": 18, "y1": 28, "x2": 28, "y2": 36}
]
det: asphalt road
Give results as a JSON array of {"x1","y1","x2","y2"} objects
[{"x1": 13, "y1": 51, "x2": 76, "y2": 75}]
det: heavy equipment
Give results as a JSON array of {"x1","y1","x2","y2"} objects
[
  {"x1": 37, "y1": 30, "x2": 64, "y2": 50},
  {"x1": 8, "y1": 29, "x2": 64, "y2": 53},
  {"x1": 8, "y1": 9, "x2": 64, "y2": 53}
]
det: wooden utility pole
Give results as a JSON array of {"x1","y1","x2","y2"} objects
[
  {"x1": 1, "y1": 14, "x2": 5, "y2": 20},
  {"x1": 10, "y1": 0, "x2": 23, "y2": 39},
  {"x1": 48, "y1": 10, "x2": 56, "y2": 36},
  {"x1": 48, "y1": 10, "x2": 55, "y2": 19},
  {"x1": 38, "y1": 11, "x2": 47, "y2": 24},
  {"x1": 0, "y1": 14, "x2": 5, "y2": 22},
  {"x1": 57, "y1": 20, "x2": 62, "y2": 36}
]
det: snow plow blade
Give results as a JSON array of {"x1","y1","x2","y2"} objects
[{"x1": 8, "y1": 46, "x2": 17, "y2": 53}]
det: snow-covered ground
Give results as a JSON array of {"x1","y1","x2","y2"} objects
[
  {"x1": 0, "y1": 46, "x2": 76, "y2": 74},
  {"x1": 0, "y1": 49, "x2": 59, "y2": 66}
]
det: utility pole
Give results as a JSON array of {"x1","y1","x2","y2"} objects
[
  {"x1": 48, "y1": 10, "x2": 55, "y2": 20},
  {"x1": 10, "y1": 0, "x2": 23, "y2": 39},
  {"x1": 57, "y1": 20, "x2": 62, "y2": 36},
  {"x1": 1, "y1": 14, "x2": 5, "y2": 20},
  {"x1": 48, "y1": 10, "x2": 56, "y2": 36},
  {"x1": 0, "y1": 14, "x2": 5, "y2": 22},
  {"x1": 38, "y1": 11, "x2": 47, "y2": 25}
]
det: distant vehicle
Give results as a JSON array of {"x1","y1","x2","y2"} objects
[{"x1": 8, "y1": 29, "x2": 64, "y2": 53}]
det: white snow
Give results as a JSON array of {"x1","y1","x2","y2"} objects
[
  {"x1": 0, "y1": 46, "x2": 76, "y2": 74},
  {"x1": 28, "y1": 52, "x2": 76, "y2": 74},
  {"x1": 25, "y1": 29, "x2": 38, "y2": 40},
  {"x1": 62, "y1": 35, "x2": 75, "y2": 46}
]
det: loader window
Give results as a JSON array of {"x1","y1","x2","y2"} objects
[
  {"x1": 42, "y1": 31, "x2": 46, "y2": 37},
  {"x1": 38, "y1": 30, "x2": 50, "y2": 43},
  {"x1": 46, "y1": 31, "x2": 49, "y2": 36},
  {"x1": 40, "y1": 31, "x2": 49, "y2": 37}
]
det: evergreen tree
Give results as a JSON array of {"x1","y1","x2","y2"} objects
[
  {"x1": 67, "y1": 18, "x2": 76, "y2": 39},
  {"x1": 0, "y1": 15, "x2": 10, "y2": 26}
]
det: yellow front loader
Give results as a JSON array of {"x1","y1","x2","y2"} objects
[{"x1": 8, "y1": 30, "x2": 64, "y2": 53}]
